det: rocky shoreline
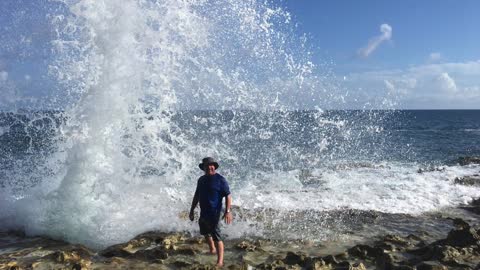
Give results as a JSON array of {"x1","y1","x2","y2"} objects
[
  {"x1": 1, "y1": 159, "x2": 479, "y2": 270},
  {"x1": 1, "y1": 197, "x2": 478, "y2": 270}
]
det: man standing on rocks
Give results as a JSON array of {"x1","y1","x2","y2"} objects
[{"x1": 190, "y1": 157, "x2": 233, "y2": 267}]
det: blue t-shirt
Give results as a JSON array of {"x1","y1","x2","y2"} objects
[{"x1": 195, "y1": 173, "x2": 230, "y2": 221}]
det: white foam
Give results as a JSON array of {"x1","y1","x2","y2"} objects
[{"x1": 241, "y1": 163, "x2": 480, "y2": 215}]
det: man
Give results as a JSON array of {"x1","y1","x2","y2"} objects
[{"x1": 189, "y1": 157, "x2": 232, "y2": 267}]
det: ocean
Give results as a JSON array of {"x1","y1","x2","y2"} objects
[{"x1": 1, "y1": 110, "x2": 479, "y2": 249}]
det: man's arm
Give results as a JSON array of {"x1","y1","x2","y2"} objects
[
  {"x1": 223, "y1": 194, "x2": 232, "y2": 224},
  {"x1": 189, "y1": 189, "x2": 199, "y2": 221}
]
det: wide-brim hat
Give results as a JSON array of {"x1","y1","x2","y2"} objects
[{"x1": 199, "y1": 157, "x2": 219, "y2": 170}]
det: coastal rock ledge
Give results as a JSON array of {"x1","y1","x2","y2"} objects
[
  {"x1": 1, "y1": 216, "x2": 480, "y2": 270},
  {"x1": 2, "y1": 196, "x2": 480, "y2": 270}
]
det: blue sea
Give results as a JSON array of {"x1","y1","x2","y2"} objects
[{"x1": 1, "y1": 110, "x2": 479, "y2": 248}]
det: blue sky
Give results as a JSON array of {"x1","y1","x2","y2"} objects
[
  {"x1": 0, "y1": 0, "x2": 479, "y2": 109},
  {"x1": 281, "y1": 0, "x2": 480, "y2": 109}
]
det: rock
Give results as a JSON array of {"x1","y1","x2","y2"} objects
[
  {"x1": 133, "y1": 247, "x2": 169, "y2": 261},
  {"x1": 461, "y1": 198, "x2": 480, "y2": 215},
  {"x1": 191, "y1": 264, "x2": 215, "y2": 270},
  {"x1": 257, "y1": 260, "x2": 287, "y2": 270},
  {"x1": 176, "y1": 247, "x2": 197, "y2": 256},
  {"x1": 335, "y1": 261, "x2": 351, "y2": 269},
  {"x1": 417, "y1": 167, "x2": 446, "y2": 174},
  {"x1": 99, "y1": 244, "x2": 132, "y2": 258},
  {"x1": 283, "y1": 251, "x2": 307, "y2": 266},
  {"x1": 350, "y1": 262, "x2": 367, "y2": 270},
  {"x1": 444, "y1": 227, "x2": 480, "y2": 247},
  {"x1": 347, "y1": 244, "x2": 383, "y2": 260},
  {"x1": 454, "y1": 176, "x2": 480, "y2": 186},
  {"x1": 416, "y1": 261, "x2": 447, "y2": 270},
  {"x1": 236, "y1": 241, "x2": 257, "y2": 251},
  {"x1": 172, "y1": 259, "x2": 192, "y2": 268},
  {"x1": 376, "y1": 234, "x2": 424, "y2": 253},
  {"x1": 304, "y1": 258, "x2": 329, "y2": 270},
  {"x1": 123, "y1": 237, "x2": 152, "y2": 252},
  {"x1": 449, "y1": 218, "x2": 471, "y2": 230},
  {"x1": 431, "y1": 245, "x2": 461, "y2": 262},
  {"x1": 322, "y1": 255, "x2": 338, "y2": 265},
  {"x1": 391, "y1": 265, "x2": 414, "y2": 270},
  {"x1": 333, "y1": 261, "x2": 366, "y2": 270},
  {"x1": 457, "y1": 156, "x2": 480, "y2": 166},
  {"x1": 375, "y1": 252, "x2": 394, "y2": 270}
]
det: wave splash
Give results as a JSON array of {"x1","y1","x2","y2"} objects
[{"x1": 1, "y1": 0, "x2": 326, "y2": 248}]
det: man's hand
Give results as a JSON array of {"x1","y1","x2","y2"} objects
[
  {"x1": 189, "y1": 210, "x2": 195, "y2": 221},
  {"x1": 223, "y1": 211, "x2": 232, "y2": 224}
]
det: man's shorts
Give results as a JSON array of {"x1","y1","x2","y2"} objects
[{"x1": 199, "y1": 217, "x2": 222, "y2": 242}]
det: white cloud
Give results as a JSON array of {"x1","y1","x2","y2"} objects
[
  {"x1": 357, "y1": 24, "x2": 392, "y2": 58},
  {"x1": 384, "y1": 80, "x2": 395, "y2": 92},
  {"x1": 0, "y1": 71, "x2": 8, "y2": 81},
  {"x1": 435, "y1": 72, "x2": 457, "y2": 93},
  {"x1": 24, "y1": 74, "x2": 31, "y2": 81},
  {"x1": 429, "y1": 52, "x2": 442, "y2": 62},
  {"x1": 344, "y1": 60, "x2": 480, "y2": 109}
]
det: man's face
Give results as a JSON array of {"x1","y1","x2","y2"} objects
[{"x1": 204, "y1": 164, "x2": 216, "y2": 176}]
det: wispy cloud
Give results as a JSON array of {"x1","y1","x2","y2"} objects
[
  {"x1": 357, "y1": 24, "x2": 392, "y2": 58},
  {"x1": 435, "y1": 72, "x2": 457, "y2": 93},
  {"x1": 0, "y1": 71, "x2": 8, "y2": 81},
  {"x1": 428, "y1": 52, "x2": 442, "y2": 62}
]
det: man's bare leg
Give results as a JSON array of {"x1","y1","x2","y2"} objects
[
  {"x1": 215, "y1": 240, "x2": 224, "y2": 267},
  {"x1": 205, "y1": 236, "x2": 217, "y2": 254}
]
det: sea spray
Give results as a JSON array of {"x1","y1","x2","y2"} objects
[{"x1": 3, "y1": 0, "x2": 326, "y2": 248}]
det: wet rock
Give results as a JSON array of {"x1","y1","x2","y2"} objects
[
  {"x1": 132, "y1": 247, "x2": 169, "y2": 261},
  {"x1": 225, "y1": 264, "x2": 244, "y2": 270},
  {"x1": 457, "y1": 156, "x2": 480, "y2": 166},
  {"x1": 431, "y1": 245, "x2": 462, "y2": 262},
  {"x1": 334, "y1": 261, "x2": 366, "y2": 270},
  {"x1": 257, "y1": 259, "x2": 287, "y2": 270},
  {"x1": 448, "y1": 218, "x2": 471, "y2": 230},
  {"x1": 347, "y1": 244, "x2": 383, "y2": 260},
  {"x1": 375, "y1": 234, "x2": 425, "y2": 253},
  {"x1": 176, "y1": 246, "x2": 197, "y2": 256},
  {"x1": 99, "y1": 244, "x2": 133, "y2": 258},
  {"x1": 384, "y1": 235, "x2": 410, "y2": 246},
  {"x1": 236, "y1": 240, "x2": 257, "y2": 251},
  {"x1": 454, "y1": 176, "x2": 480, "y2": 186},
  {"x1": 444, "y1": 227, "x2": 480, "y2": 247},
  {"x1": 304, "y1": 258, "x2": 329, "y2": 270},
  {"x1": 172, "y1": 259, "x2": 192, "y2": 268},
  {"x1": 417, "y1": 167, "x2": 446, "y2": 174},
  {"x1": 375, "y1": 252, "x2": 394, "y2": 270},
  {"x1": 391, "y1": 265, "x2": 414, "y2": 270},
  {"x1": 322, "y1": 255, "x2": 339, "y2": 265},
  {"x1": 51, "y1": 246, "x2": 93, "y2": 263},
  {"x1": 283, "y1": 251, "x2": 307, "y2": 266},
  {"x1": 188, "y1": 264, "x2": 213, "y2": 270},
  {"x1": 416, "y1": 261, "x2": 447, "y2": 270},
  {"x1": 461, "y1": 198, "x2": 480, "y2": 215}
]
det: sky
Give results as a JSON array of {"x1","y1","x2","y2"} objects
[
  {"x1": 282, "y1": 0, "x2": 480, "y2": 109},
  {"x1": 0, "y1": 0, "x2": 479, "y2": 109}
]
